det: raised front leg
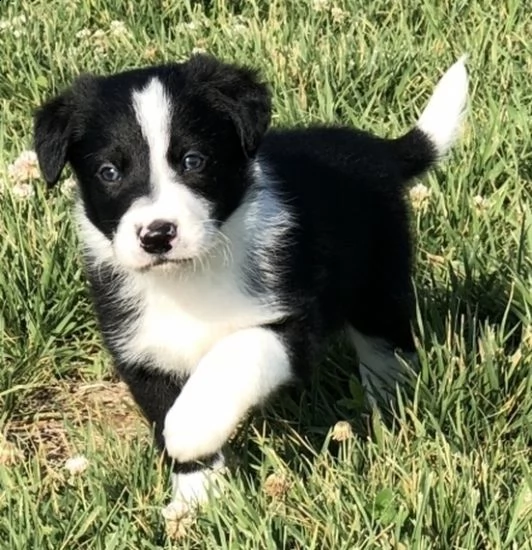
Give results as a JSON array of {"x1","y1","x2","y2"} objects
[
  {"x1": 117, "y1": 363, "x2": 222, "y2": 516},
  {"x1": 163, "y1": 326, "x2": 294, "y2": 464}
]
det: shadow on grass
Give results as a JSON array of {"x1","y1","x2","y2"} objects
[{"x1": 229, "y1": 264, "x2": 527, "y2": 479}]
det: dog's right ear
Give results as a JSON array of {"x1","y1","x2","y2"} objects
[{"x1": 33, "y1": 92, "x2": 73, "y2": 186}]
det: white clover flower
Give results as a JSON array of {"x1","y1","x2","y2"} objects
[
  {"x1": 331, "y1": 420, "x2": 354, "y2": 442},
  {"x1": 263, "y1": 472, "x2": 291, "y2": 498},
  {"x1": 8, "y1": 150, "x2": 40, "y2": 183},
  {"x1": 92, "y1": 29, "x2": 106, "y2": 40},
  {"x1": 65, "y1": 454, "x2": 89, "y2": 475},
  {"x1": 109, "y1": 20, "x2": 129, "y2": 37},
  {"x1": 91, "y1": 29, "x2": 108, "y2": 54},
  {"x1": 312, "y1": 0, "x2": 330, "y2": 11},
  {"x1": 143, "y1": 45, "x2": 159, "y2": 61},
  {"x1": 0, "y1": 436, "x2": 22, "y2": 466},
  {"x1": 0, "y1": 14, "x2": 27, "y2": 33},
  {"x1": 472, "y1": 194, "x2": 489, "y2": 210},
  {"x1": 191, "y1": 46, "x2": 207, "y2": 55},
  {"x1": 331, "y1": 7, "x2": 348, "y2": 23},
  {"x1": 12, "y1": 183, "x2": 34, "y2": 198},
  {"x1": 409, "y1": 183, "x2": 431, "y2": 209},
  {"x1": 182, "y1": 21, "x2": 199, "y2": 31},
  {"x1": 76, "y1": 28, "x2": 92, "y2": 40}
]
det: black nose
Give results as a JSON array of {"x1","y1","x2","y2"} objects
[{"x1": 139, "y1": 220, "x2": 177, "y2": 254}]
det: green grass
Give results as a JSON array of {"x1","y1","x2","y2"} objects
[{"x1": 1, "y1": 0, "x2": 531, "y2": 547}]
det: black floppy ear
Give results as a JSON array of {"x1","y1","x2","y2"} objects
[
  {"x1": 188, "y1": 55, "x2": 272, "y2": 156},
  {"x1": 225, "y1": 66, "x2": 271, "y2": 156},
  {"x1": 33, "y1": 93, "x2": 73, "y2": 186}
]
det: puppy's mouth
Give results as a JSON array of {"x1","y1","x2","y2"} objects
[{"x1": 138, "y1": 256, "x2": 195, "y2": 272}]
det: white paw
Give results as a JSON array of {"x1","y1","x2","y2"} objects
[
  {"x1": 161, "y1": 456, "x2": 226, "y2": 520},
  {"x1": 163, "y1": 401, "x2": 231, "y2": 463},
  {"x1": 161, "y1": 499, "x2": 193, "y2": 521}
]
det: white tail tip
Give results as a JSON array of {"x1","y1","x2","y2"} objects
[{"x1": 416, "y1": 56, "x2": 468, "y2": 157}]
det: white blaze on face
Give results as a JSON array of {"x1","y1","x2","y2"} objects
[{"x1": 112, "y1": 77, "x2": 214, "y2": 270}]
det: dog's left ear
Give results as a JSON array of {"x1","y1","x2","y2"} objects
[
  {"x1": 188, "y1": 55, "x2": 272, "y2": 157},
  {"x1": 33, "y1": 92, "x2": 73, "y2": 186}
]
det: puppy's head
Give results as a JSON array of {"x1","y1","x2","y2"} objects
[{"x1": 34, "y1": 55, "x2": 271, "y2": 270}]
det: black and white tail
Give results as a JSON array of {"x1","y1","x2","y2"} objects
[{"x1": 394, "y1": 56, "x2": 468, "y2": 180}]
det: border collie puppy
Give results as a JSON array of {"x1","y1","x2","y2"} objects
[{"x1": 34, "y1": 54, "x2": 467, "y2": 516}]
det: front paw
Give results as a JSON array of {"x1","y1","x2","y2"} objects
[
  {"x1": 163, "y1": 405, "x2": 226, "y2": 463},
  {"x1": 162, "y1": 456, "x2": 226, "y2": 521}
]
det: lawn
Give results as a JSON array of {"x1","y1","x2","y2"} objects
[{"x1": 0, "y1": 0, "x2": 531, "y2": 548}]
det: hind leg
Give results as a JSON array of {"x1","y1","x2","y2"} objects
[
  {"x1": 347, "y1": 326, "x2": 417, "y2": 406},
  {"x1": 347, "y1": 290, "x2": 418, "y2": 407}
]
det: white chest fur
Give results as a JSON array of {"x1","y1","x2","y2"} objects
[{"x1": 116, "y1": 262, "x2": 285, "y2": 375}]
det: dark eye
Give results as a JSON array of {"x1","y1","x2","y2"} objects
[
  {"x1": 98, "y1": 164, "x2": 122, "y2": 182},
  {"x1": 182, "y1": 152, "x2": 206, "y2": 173}
]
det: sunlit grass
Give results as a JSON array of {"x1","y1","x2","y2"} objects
[{"x1": 1, "y1": 0, "x2": 531, "y2": 547}]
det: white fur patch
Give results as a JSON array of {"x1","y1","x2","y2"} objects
[
  {"x1": 162, "y1": 453, "x2": 226, "y2": 519},
  {"x1": 114, "y1": 257, "x2": 287, "y2": 374},
  {"x1": 163, "y1": 327, "x2": 292, "y2": 462},
  {"x1": 132, "y1": 78, "x2": 173, "y2": 184},
  {"x1": 107, "y1": 77, "x2": 216, "y2": 270},
  {"x1": 239, "y1": 161, "x2": 295, "y2": 288},
  {"x1": 76, "y1": 203, "x2": 115, "y2": 266},
  {"x1": 347, "y1": 327, "x2": 417, "y2": 407},
  {"x1": 417, "y1": 56, "x2": 468, "y2": 157}
]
